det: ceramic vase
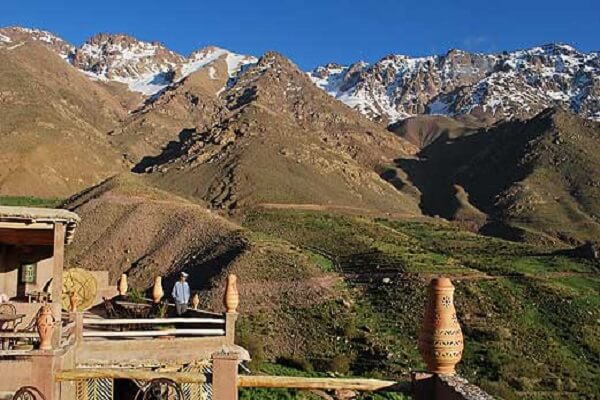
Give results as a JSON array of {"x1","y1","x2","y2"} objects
[
  {"x1": 152, "y1": 276, "x2": 164, "y2": 303},
  {"x1": 191, "y1": 293, "x2": 200, "y2": 310},
  {"x1": 224, "y1": 274, "x2": 239, "y2": 313},
  {"x1": 118, "y1": 273, "x2": 128, "y2": 296},
  {"x1": 36, "y1": 304, "x2": 55, "y2": 350},
  {"x1": 418, "y1": 277, "x2": 463, "y2": 374}
]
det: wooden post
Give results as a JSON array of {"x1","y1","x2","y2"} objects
[
  {"x1": 212, "y1": 352, "x2": 240, "y2": 400},
  {"x1": 225, "y1": 312, "x2": 237, "y2": 346},
  {"x1": 51, "y1": 222, "x2": 65, "y2": 348},
  {"x1": 74, "y1": 311, "x2": 84, "y2": 348},
  {"x1": 224, "y1": 274, "x2": 239, "y2": 346}
]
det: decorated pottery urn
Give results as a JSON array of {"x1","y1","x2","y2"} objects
[
  {"x1": 418, "y1": 277, "x2": 464, "y2": 374},
  {"x1": 191, "y1": 293, "x2": 200, "y2": 310},
  {"x1": 152, "y1": 276, "x2": 164, "y2": 303},
  {"x1": 224, "y1": 274, "x2": 239, "y2": 313},
  {"x1": 36, "y1": 303, "x2": 55, "y2": 350},
  {"x1": 118, "y1": 273, "x2": 128, "y2": 296}
]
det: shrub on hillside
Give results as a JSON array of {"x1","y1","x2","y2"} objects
[
  {"x1": 329, "y1": 354, "x2": 352, "y2": 374},
  {"x1": 277, "y1": 356, "x2": 314, "y2": 372}
]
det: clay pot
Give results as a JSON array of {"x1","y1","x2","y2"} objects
[
  {"x1": 36, "y1": 304, "x2": 55, "y2": 350},
  {"x1": 224, "y1": 274, "x2": 239, "y2": 313},
  {"x1": 418, "y1": 277, "x2": 464, "y2": 374},
  {"x1": 152, "y1": 276, "x2": 164, "y2": 303},
  {"x1": 118, "y1": 273, "x2": 128, "y2": 296},
  {"x1": 191, "y1": 293, "x2": 200, "y2": 310}
]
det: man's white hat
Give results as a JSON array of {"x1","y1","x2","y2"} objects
[{"x1": 181, "y1": 271, "x2": 189, "y2": 277}]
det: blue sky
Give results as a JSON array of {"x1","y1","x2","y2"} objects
[{"x1": 2, "y1": 0, "x2": 598, "y2": 69}]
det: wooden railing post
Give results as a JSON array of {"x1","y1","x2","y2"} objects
[
  {"x1": 224, "y1": 274, "x2": 239, "y2": 346},
  {"x1": 225, "y1": 313, "x2": 237, "y2": 346},
  {"x1": 74, "y1": 312, "x2": 84, "y2": 347}
]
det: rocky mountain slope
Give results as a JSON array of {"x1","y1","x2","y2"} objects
[
  {"x1": 312, "y1": 44, "x2": 600, "y2": 124},
  {"x1": 136, "y1": 52, "x2": 422, "y2": 214}
]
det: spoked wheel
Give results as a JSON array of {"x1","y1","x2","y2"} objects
[
  {"x1": 12, "y1": 386, "x2": 46, "y2": 400},
  {"x1": 134, "y1": 379, "x2": 184, "y2": 400}
]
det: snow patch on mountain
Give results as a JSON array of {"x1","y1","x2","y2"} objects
[{"x1": 71, "y1": 37, "x2": 257, "y2": 96}]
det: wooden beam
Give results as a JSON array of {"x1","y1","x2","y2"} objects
[
  {"x1": 82, "y1": 328, "x2": 225, "y2": 337},
  {"x1": 0, "y1": 222, "x2": 54, "y2": 230},
  {"x1": 237, "y1": 376, "x2": 408, "y2": 392},
  {"x1": 82, "y1": 317, "x2": 225, "y2": 325},
  {"x1": 0, "y1": 228, "x2": 54, "y2": 246},
  {"x1": 51, "y1": 222, "x2": 65, "y2": 348},
  {"x1": 55, "y1": 368, "x2": 206, "y2": 384}
]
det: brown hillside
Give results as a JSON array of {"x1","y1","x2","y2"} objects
[
  {"x1": 389, "y1": 114, "x2": 483, "y2": 149},
  {"x1": 135, "y1": 52, "x2": 422, "y2": 214},
  {"x1": 64, "y1": 173, "x2": 242, "y2": 289},
  {"x1": 395, "y1": 108, "x2": 600, "y2": 244},
  {"x1": 0, "y1": 42, "x2": 127, "y2": 197},
  {"x1": 64, "y1": 173, "x2": 344, "y2": 358}
]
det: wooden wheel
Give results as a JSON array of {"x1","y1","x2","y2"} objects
[
  {"x1": 134, "y1": 379, "x2": 183, "y2": 400},
  {"x1": 62, "y1": 268, "x2": 97, "y2": 311}
]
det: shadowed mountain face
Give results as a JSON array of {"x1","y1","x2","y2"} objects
[{"x1": 393, "y1": 108, "x2": 600, "y2": 244}]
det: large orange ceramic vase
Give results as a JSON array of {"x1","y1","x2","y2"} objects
[
  {"x1": 418, "y1": 277, "x2": 463, "y2": 374},
  {"x1": 224, "y1": 274, "x2": 239, "y2": 313},
  {"x1": 36, "y1": 304, "x2": 55, "y2": 350}
]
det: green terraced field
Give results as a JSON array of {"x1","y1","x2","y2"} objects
[{"x1": 239, "y1": 209, "x2": 599, "y2": 400}]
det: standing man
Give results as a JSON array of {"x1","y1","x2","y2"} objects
[{"x1": 172, "y1": 272, "x2": 190, "y2": 316}]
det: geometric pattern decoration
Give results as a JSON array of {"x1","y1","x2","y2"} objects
[
  {"x1": 180, "y1": 361, "x2": 213, "y2": 400},
  {"x1": 76, "y1": 378, "x2": 113, "y2": 400}
]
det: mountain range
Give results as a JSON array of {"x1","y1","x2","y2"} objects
[
  {"x1": 2, "y1": 27, "x2": 599, "y2": 124},
  {"x1": 0, "y1": 25, "x2": 599, "y2": 246}
]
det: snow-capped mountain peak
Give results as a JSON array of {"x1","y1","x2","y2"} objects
[
  {"x1": 0, "y1": 26, "x2": 74, "y2": 59},
  {"x1": 311, "y1": 44, "x2": 600, "y2": 122}
]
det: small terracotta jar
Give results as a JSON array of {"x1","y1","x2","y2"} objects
[
  {"x1": 191, "y1": 293, "x2": 200, "y2": 310},
  {"x1": 118, "y1": 273, "x2": 128, "y2": 296},
  {"x1": 224, "y1": 274, "x2": 239, "y2": 313},
  {"x1": 418, "y1": 277, "x2": 464, "y2": 374},
  {"x1": 37, "y1": 304, "x2": 55, "y2": 350},
  {"x1": 152, "y1": 276, "x2": 164, "y2": 303}
]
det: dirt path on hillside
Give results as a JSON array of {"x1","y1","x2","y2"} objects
[{"x1": 256, "y1": 203, "x2": 424, "y2": 220}]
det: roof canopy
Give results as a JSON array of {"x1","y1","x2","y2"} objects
[{"x1": 0, "y1": 206, "x2": 80, "y2": 244}]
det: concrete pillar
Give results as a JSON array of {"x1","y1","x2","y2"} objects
[{"x1": 212, "y1": 352, "x2": 240, "y2": 400}]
